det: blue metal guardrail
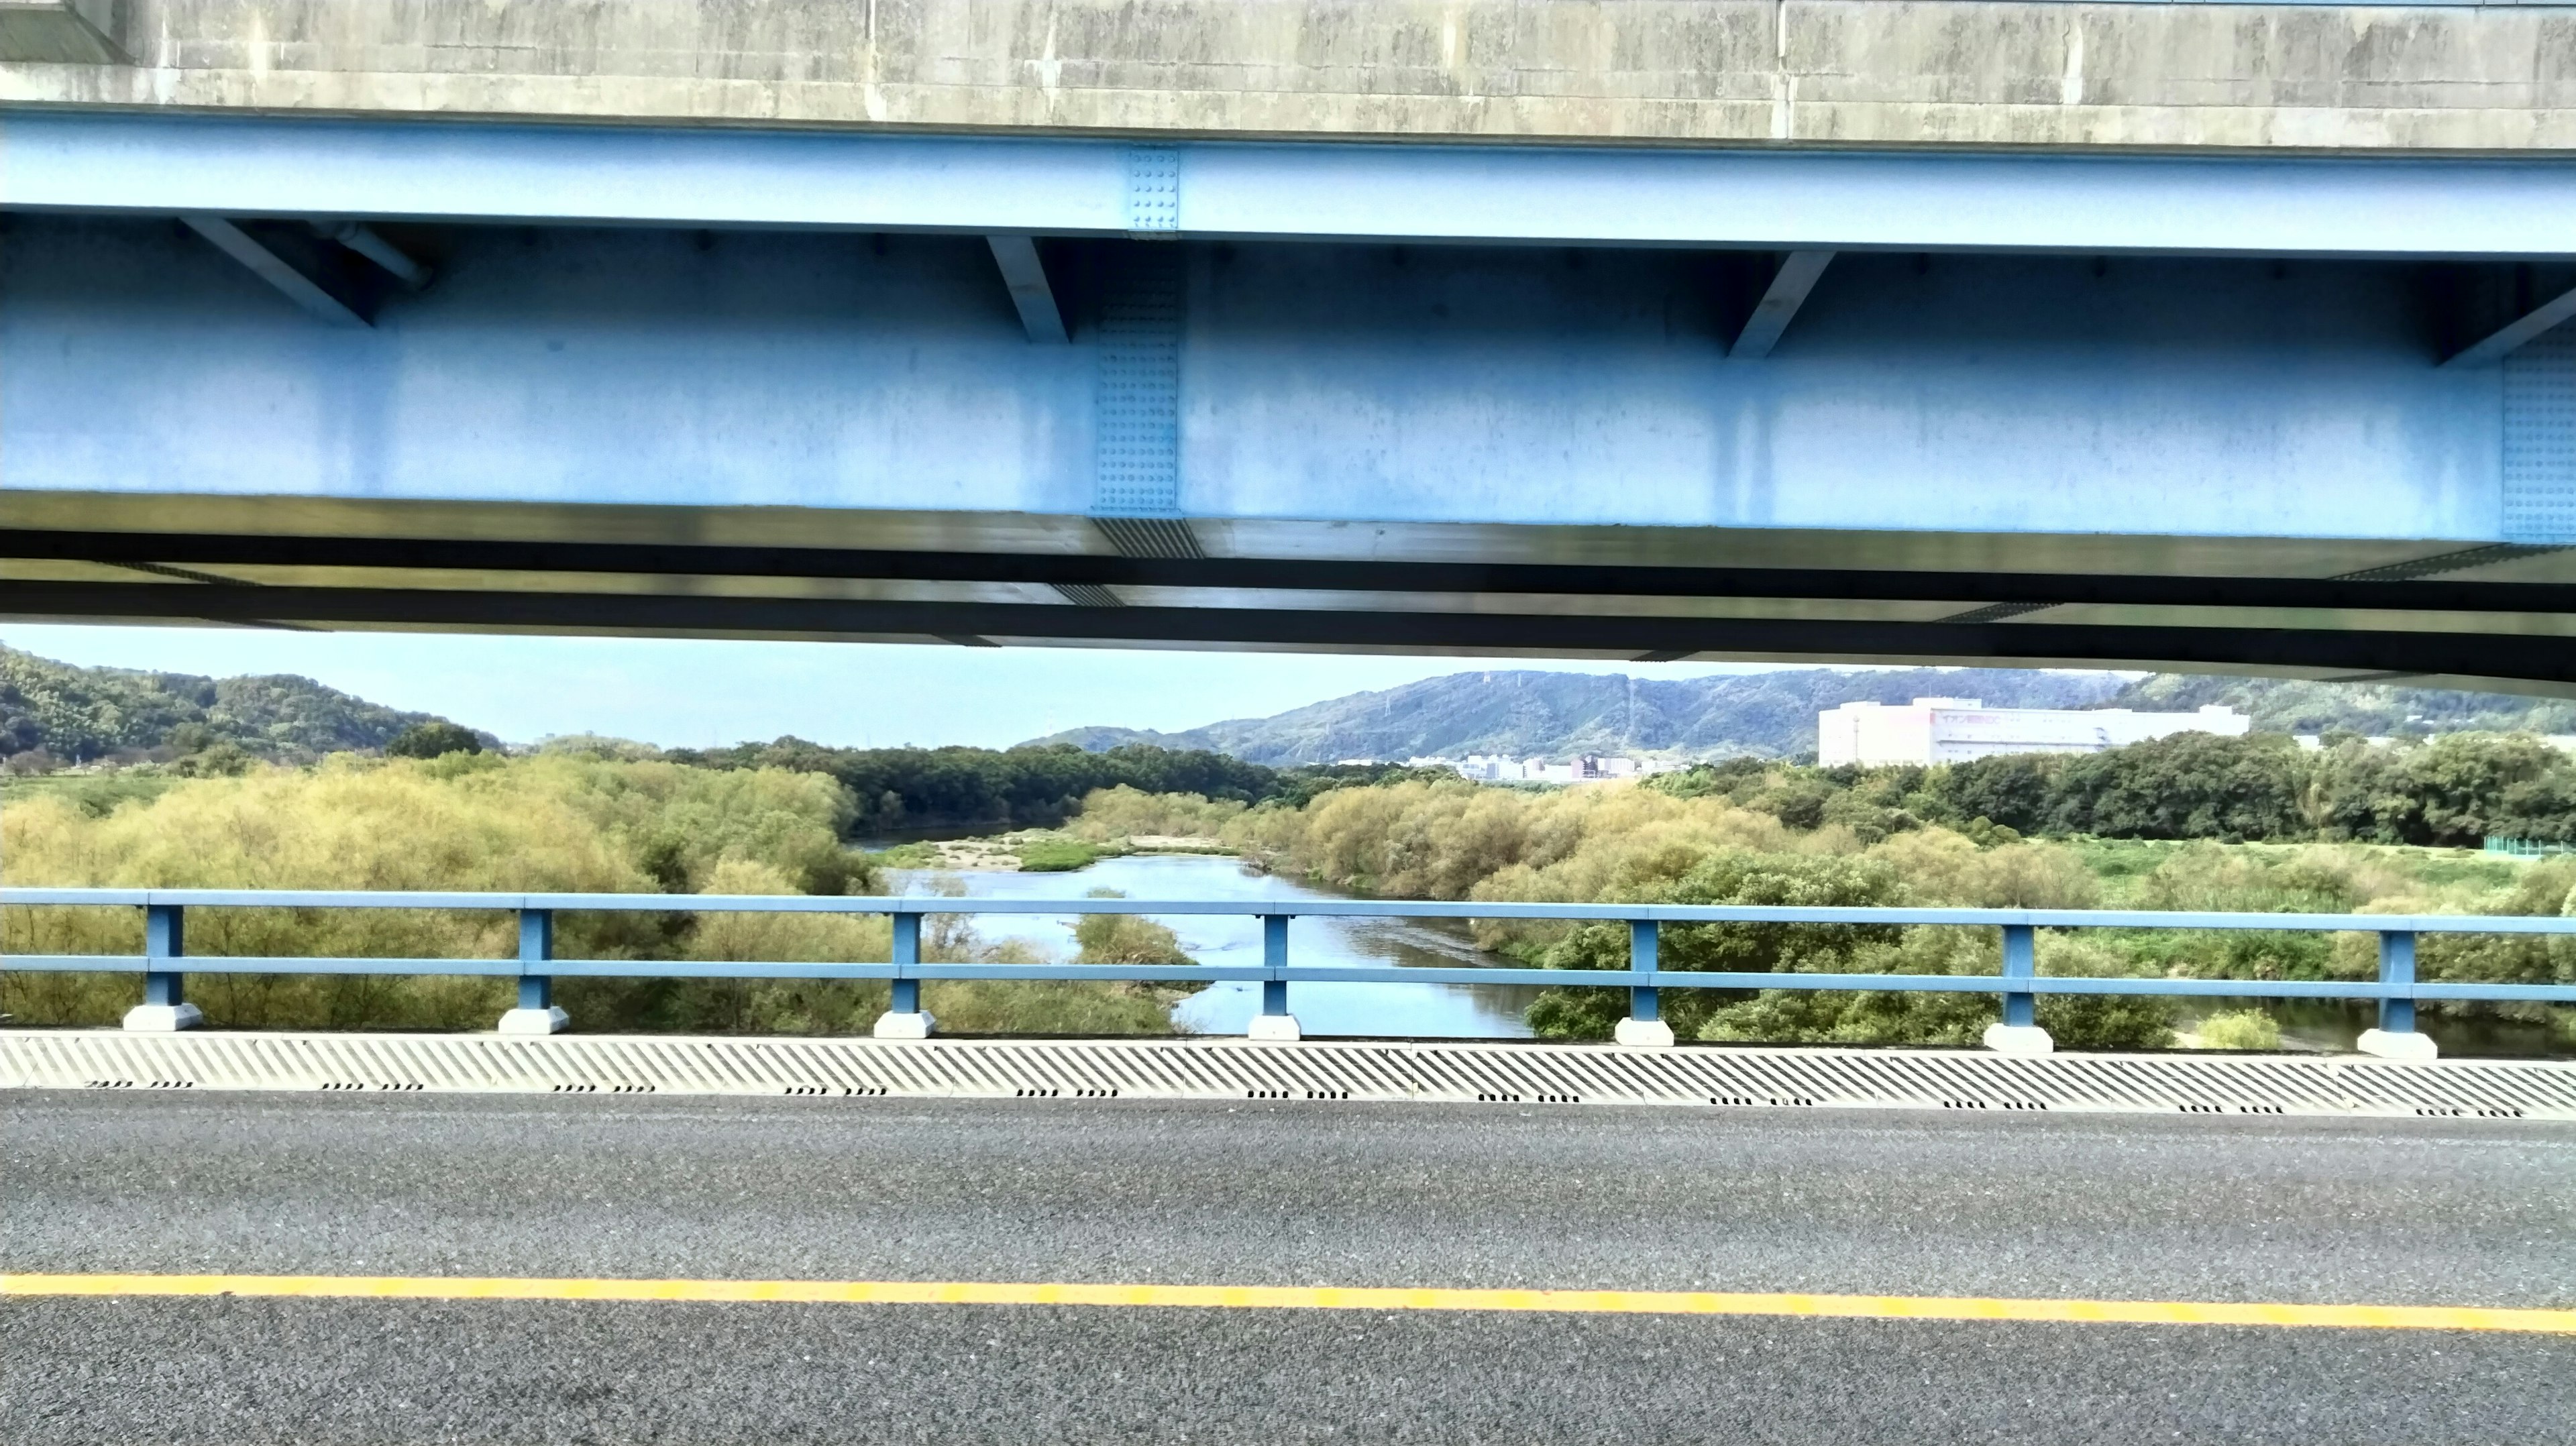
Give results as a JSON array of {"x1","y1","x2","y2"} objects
[{"x1": 4, "y1": 889, "x2": 2576, "y2": 1042}]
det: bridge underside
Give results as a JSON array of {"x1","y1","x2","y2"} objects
[
  {"x1": 10, "y1": 489, "x2": 2576, "y2": 696},
  {"x1": 5, "y1": 117, "x2": 2575, "y2": 693}
]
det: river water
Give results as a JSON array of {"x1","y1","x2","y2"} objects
[
  {"x1": 881, "y1": 853, "x2": 1538, "y2": 1038},
  {"x1": 881, "y1": 854, "x2": 2567, "y2": 1056}
]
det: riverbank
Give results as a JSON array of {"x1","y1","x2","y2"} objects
[{"x1": 870, "y1": 830, "x2": 1232, "y2": 874}]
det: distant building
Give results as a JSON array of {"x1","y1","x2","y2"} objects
[
  {"x1": 1446, "y1": 753, "x2": 1671, "y2": 783},
  {"x1": 1817, "y1": 698, "x2": 2250, "y2": 767},
  {"x1": 2296, "y1": 734, "x2": 2576, "y2": 753}
]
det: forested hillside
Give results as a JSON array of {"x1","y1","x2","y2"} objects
[
  {"x1": 1030, "y1": 667, "x2": 2576, "y2": 765},
  {"x1": 0, "y1": 644, "x2": 469, "y2": 765},
  {"x1": 2102, "y1": 673, "x2": 2576, "y2": 736},
  {"x1": 1028, "y1": 668, "x2": 2125, "y2": 764}
]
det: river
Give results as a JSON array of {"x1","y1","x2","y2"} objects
[
  {"x1": 880, "y1": 852, "x2": 1539, "y2": 1038},
  {"x1": 882, "y1": 854, "x2": 2565, "y2": 1056}
]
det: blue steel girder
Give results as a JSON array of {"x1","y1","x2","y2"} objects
[
  {"x1": 7, "y1": 111, "x2": 2576, "y2": 687},
  {"x1": 5, "y1": 112, "x2": 2576, "y2": 258}
]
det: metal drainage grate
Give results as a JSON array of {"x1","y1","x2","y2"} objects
[{"x1": 4, "y1": 1031, "x2": 2573, "y2": 1122}]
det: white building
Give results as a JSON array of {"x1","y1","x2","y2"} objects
[
  {"x1": 1449, "y1": 753, "x2": 1673, "y2": 782},
  {"x1": 1817, "y1": 698, "x2": 2251, "y2": 767}
]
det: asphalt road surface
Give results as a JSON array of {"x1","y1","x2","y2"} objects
[{"x1": 4, "y1": 1093, "x2": 2572, "y2": 1444}]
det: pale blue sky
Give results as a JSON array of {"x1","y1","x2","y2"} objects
[{"x1": 1, "y1": 623, "x2": 1837, "y2": 750}]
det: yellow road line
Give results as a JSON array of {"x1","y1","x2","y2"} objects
[{"x1": 2, "y1": 1274, "x2": 2569, "y2": 1333}]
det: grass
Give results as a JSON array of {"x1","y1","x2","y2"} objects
[
  {"x1": 2193, "y1": 1008, "x2": 2284, "y2": 1050},
  {"x1": 1015, "y1": 838, "x2": 1101, "y2": 873},
  {"x1": 1, "y1": 772, "x2": 183, "y2": 817}
]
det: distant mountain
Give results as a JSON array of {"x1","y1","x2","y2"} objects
[
  {"x1": 0, "y1": 643, "x2": 475, "y2": 764},
  {"x1": 2100, "y1": 674, "x2": 2576, "y2": 738},
  {"x1": 1026, "y1": 667, "x2": 2576, "y2": 766},
  {"x1": 1025, "y1": 668, "x2": 2122, "y2": 765}
]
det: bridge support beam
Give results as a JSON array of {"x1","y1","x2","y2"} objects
[
  {"x1": 121, "y1": 903, "x2": 203, "y2": 1032},
  {"x1": 985, "y1": 233, "x2": 1067, "y2": 344},
  {"x1": 1248, "y1": 914, "x2": 1300, "y2": 1041},
  {"x1": 2443, "y1": 284, "x2": 2576, "y2": 369},
  {"x1": 873, "y1": 912, "x2": 935, "y2": 1040},
  {"x1": 1614, "y1": 920, "x2": 1673, "y2": 1048},
  {"x1": 2357, "y1": 930, "x2": 2436, "y2": 1060},
  {"x1": 181, "y1": 215, "x2": 373, "y2": 327},
  {"x1": 1729, "y1": 250, "x2": 1835, "y2": 359},
  {"x1": 318, "y1": 221, "x2": 432, "y2": 291},
  {"x1": 1982, "y1": 924, "x2": 2053, "y2": 1056},
  {"x1": 499, "y1": 907, "x2": 569, "y2": 1036}
]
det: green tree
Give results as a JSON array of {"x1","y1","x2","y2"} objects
[
  {"x1": 2041, "y1": 732, "x2": 2307, "y2": 841},
  {"x1": 1526, "y1": 850, "x2": 1906, "y2": 1041},
  {"x1": 386, "y1": 721, "x2": 484, "y2": 759}
]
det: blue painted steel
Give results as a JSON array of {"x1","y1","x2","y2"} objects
[
  {"x1": 0, "y1": 223, "x2": 2513, "y2": 547},
  {"x1": 1, "y1": 892, "x2": 2573, "y2": 1018},
  {"x1": 517, "y1": 908, "x2": 554, "y2": 1012},
  {"x1": 1262, "y1": 914, "x2": 1291, "y2": 1018},
  {"x1": 891, "y1": 913, "x2": 922, "y2": 1016},
  {"x1": 142, "y1": 903, "x2": 184, "y2": 1009},
  {"x1": 10, "y1": 113, "x2": 2576, "y2": 258},
  {"x1": 1093, "y1": 245, "x2": 1185, "y2": 520},
  {"x1": 2000, "y1": 923, "x2": 2038, "y2": 1028},
  {"x1": 1628, "y1": 920, "x2": 1660, "y2": 1024},
  {"x1": 2379, "y1": 930, "x2": 2419, "y2": 1035},
  {"x1": 28, "y1": 888, "x2": 2576, "y2": 935},
  {"x1": 12, "y1": 949, "x2": 2573, "y2": 1002},
  {"x1": 1124, "y1": 147, "x2": 1182, "y2": 237},
  {"x1": 2504, "y1": 326, "x2": 2576, "y2": 544}
]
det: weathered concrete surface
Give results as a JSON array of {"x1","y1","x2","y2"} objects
[
  {"x1": 2, "y1": 1, "x2": 2572, "y2": 152},
  {"x1": 0, "y1": 1, "x2": 122, "y2": 66}
]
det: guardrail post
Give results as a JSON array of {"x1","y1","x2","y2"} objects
[
  {"x1": 2357, "y1": 930, "x2": 2436, "y2": 1060},
  {"x1": 873, "y1": 910, "x2": 934, "y2": 1040},
  {"x1": 1613, "y1": 920, "x2": 1672, "y2": 1048},
  {"x1": 498, "y1": 907, "x2": 569, "y2": 1036},
  {"x1": 1981, "y1": 923, "x2": 2053, "y2": 1056},
  {"x1": 1248, "y1": 913, "x2": 1301, "y2": 1042},
  {"x1": 121, "y1": 903, "x2": 203, "y2": 1032}
]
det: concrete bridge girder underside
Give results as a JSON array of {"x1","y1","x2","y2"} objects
[{"x1": 3, "y1": 115, "x2": 2575, "y2": 693}]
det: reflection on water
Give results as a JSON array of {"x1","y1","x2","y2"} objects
[
  {"x1": 2182, "y1": 999, "x2": 2572, "y2": 1061},
  {"x1": 880, "y1": 853, "x2": 1537, "y2": 1039}
]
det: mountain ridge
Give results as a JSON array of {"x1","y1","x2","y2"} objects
[
  {"x1": 1023, "y1": 668, "x2": 2576, "y2": 767},
  {"x1": 0, "y1": 643, "x2": 472, "y2": 765}
]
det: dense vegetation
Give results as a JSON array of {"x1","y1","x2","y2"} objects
[
  {"x1": 0, "y1": 754, "x2": 1181, "y2": 1036},
  {"x1": 386, "y1": 720, "x2": 485, "y2": 759},
  {"x1": 0, "y1": 643, "x2": 472, "y2": 766},
  {"x1": 661, "y1": 734, "x2": 1433, "y2": 834},
  {"x1": 1651, "y1": 730, "x2": 2576, "y2": 847},
  {"x1": 9, "y1": 628, "x2": 2576, "y2": 1052},
  {"x1": 1093, "y1": 773, "x2": 2576, "y2": 1051},
  {"x1": 7, "y1": 745, "x2": 2573, "y2": 1050}
]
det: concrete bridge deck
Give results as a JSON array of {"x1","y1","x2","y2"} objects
[{"x1": 5, "y1": 0, "x2": 2573, "y2": 154}]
